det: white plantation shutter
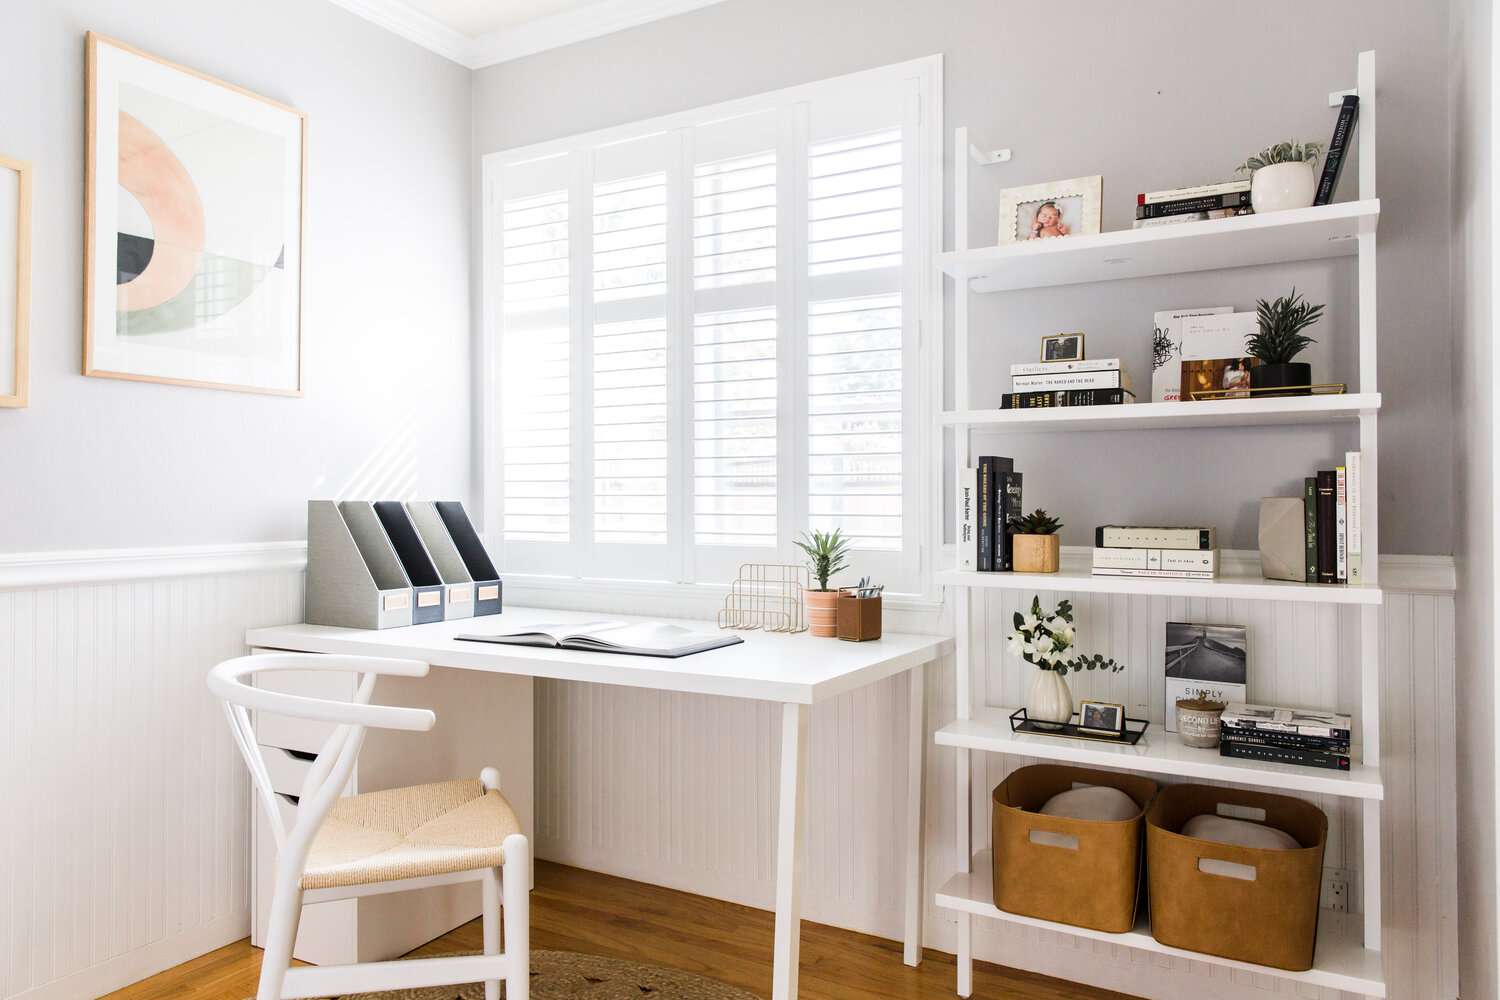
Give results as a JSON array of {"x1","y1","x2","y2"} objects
[
  {"x1": 498, "y1": 163, "x2": 571, "y2": 548},
  {"x1": 486, "y1": 58, "x2": 935, "y2": 591}
]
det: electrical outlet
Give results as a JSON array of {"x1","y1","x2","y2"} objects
[{"x1": 1322, "y1": 869, "x2": 1350, "y2": 912}]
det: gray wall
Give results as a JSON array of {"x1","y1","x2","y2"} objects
[
  {"x1": 1450, "y1": 0, "x2": 1496, "y2": 997},
  {"x1": 0, "y1": 0, "x2": 473, "y2": 551},
  {"x1": 473, "y1": 0, "x2": 1455, "y2": 554}
]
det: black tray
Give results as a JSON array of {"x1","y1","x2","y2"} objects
[{"x1": 1008, "y1": 707, "x2": 1149, "y2": 746}]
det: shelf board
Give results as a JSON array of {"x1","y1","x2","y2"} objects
[
  {"x1": 944, "y1": 393, "x2": 1379, "y2": 432},
  {"x1": 935, "y1": 567, "x2": 1383, "y2": 606},
  {"x1": 940, "y1": 199, "x2": 1379, "y2": 292},
  {"x1": 936, "y1": 850, "x2": 1385, "y2": 997},
  {"x1": 936, "y1": 706, "x2": 1382, "y2": 800}
]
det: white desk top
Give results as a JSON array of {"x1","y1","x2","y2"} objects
[{"x1": 245, "y1": 606, "x2": 952, "y2": 704}]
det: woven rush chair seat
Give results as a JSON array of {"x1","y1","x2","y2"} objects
[{"x1": 300, "y1": 778, "x2": 522, "y2": 891}]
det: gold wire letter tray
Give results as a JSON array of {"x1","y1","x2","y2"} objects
[{"x1": 718, "y1": 563, "x2": 809, "y2": 633}]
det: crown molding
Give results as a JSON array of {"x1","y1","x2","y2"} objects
[
  {"x1": 468, "y1": 0, "x2": 729, "y2": 67},
  {"x1": 324, "y1": 0, "x2": 732, "y2": 70},
  {"x1": 323, "y1": 0, "x2": 478, "y2": 67}
]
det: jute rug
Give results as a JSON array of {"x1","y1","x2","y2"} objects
[{"x1": 262, "y1": 950, "x2": 761, "y2": 1000}]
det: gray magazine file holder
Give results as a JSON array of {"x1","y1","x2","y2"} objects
[
  {"x1": 404, "y1": 501, "x2": 476, "y2": 621},
  {"x1": 372, "y1": 501, "x2": 447, "y2": 625},
  {"x1": 433, "y1": 500, "x2": 503, "y2": 616},
  {"x1": 305, "y1": 500, "x2": 414, "y2": 630}
]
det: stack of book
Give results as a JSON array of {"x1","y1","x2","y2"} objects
[
  {"x1": 1133, "y1": 181, "x2": 1252, "y2": 230},
  {"x1": 1092, "y1": 525, "x2": 1218, "y2": 580},
  {"x1": 956, "y1": 456, "x2": 1022, "y2": 571},
  {"x1": 1304, "y1": 451, "x2": 1363, "y2": 584},
  {"x1": 1003, "y1": 359, "x2": 1135, "y2": 409},
  {"x1": 1219, "y1": 703, "x2": 1352, "y2": 772}
]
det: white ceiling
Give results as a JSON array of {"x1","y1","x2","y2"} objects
[{"x1": 328, "y1": 0, "x2": 729, "y2": 68}]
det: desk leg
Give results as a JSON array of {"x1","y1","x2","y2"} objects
[
  {"x1": 771, "y1": 701, "x2": 808, "y2": 1000},
  {"x1": 902, "y1": 663, "x2": 926, "y2": 966}
]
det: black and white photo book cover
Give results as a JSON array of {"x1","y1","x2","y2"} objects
[{"x1": 1164, "y1": 622, "x2": 1248, "y2": 732}]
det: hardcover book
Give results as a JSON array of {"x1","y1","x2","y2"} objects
[
  {"x1": 1152, "y1": 307, "x2": 1232, "y2": 402},
  {"x1": 1001, "y1": 388, "x2": 1133, "y2": 408},
  {"x1": 1346, "y1": 451, "x2": 1362, "y2": 583},
  {"x1": 1315, "y1": 95, "x2": 1360, "y2": 206},
  {"x1": 1335, "y1": 465, "x2": 1348, "y2": 584},
  {"x1": 1010, "y1": 358, "x2": 1120, "y2": 377},
  {"x1": 1011, "y1": 369, "x2": 1125, "y2": 392},
  {"x1": 999, "y1": 471, "x2": 1023, "y2": 571},
  {"x1": 957, "y1": 466, "x2": 977, "y2": 572},
  {"x1": 1092, "y1": 567, "x2": 1215, "y2": 580},
  {"x1": 1095, "y1": 525, "x2": 1216, "y2": 550},
  {"x1": 976, "y1": 458, "x2": 995, "y2": 571},
  {"x1": 1316, "y1": 470, "x2": 1336, "y2": 583},
  {"x1": 1135, "y1": 191, "x2": 1252, "y2": 218},
  {"x1": 1093, "y1": 547, "x2": 1218, "y2": 574},
  {"x1": 1164, "y1": 622, "x2": 1247, "y2": 732},
  {"x1": 1218, "y1": 741, "x2": 1351, "y2": 772},
  {"x1": 1140, "y1": 180, "x2": 1250, "y2": 204},
  {"x1": 1303, "y1": 476, "x2": 1319, "y2": 583},
  {"x1": 1221, "y1": 703, "x2": 1352, "y2": 740},
  {"x1": 1219, "y1": 728, "x2": 1350, "y2": 754}
]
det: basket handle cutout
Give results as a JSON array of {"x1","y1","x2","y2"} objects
[
  {"x1": 1216, "y1": 802, "x2": 1267, "y2": 823},
  {"x1": 1029, "y1": 829, "x2": 1080, "y2": 851},
  {"x1": 1198, "y1": 857, "x2": 1257, "y2": 881}
]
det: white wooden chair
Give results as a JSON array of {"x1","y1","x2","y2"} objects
[{"x1": 208, "y1": 652, "x2": 529, "y2": 1000}]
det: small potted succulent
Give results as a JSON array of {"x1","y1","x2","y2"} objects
[
  {"x1": 1236, "y1": 140, "x2": 1323, "y2": 214},
  {"x1": 1248, "y1": 288, "x2": 1323, "y2": 396},
  {"x1": 794, "y1": 528, "x2": 850, "y2": 637},
  {"x1": 1009, "y1": 597, "x2": 1126, "y2": 728},
  {"x1": 1008, "y1": 508, "x2": 1062, "y2": 574}
]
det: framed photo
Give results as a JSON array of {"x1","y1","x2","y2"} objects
[
  {"x1": 998, "y1": 175, "x2": 1102, "y2": 244},
  {"x1": 0, "y1": 153, "x2": 30, "y2": 408},
  {"x1": 1181, "y1": 357, "x2": 1258, "y2": 400},
  {"x1": 1165, "y1": 622, "x2": 1248, "y2": 731},
  {"x1": 84, "y1": 33, "x2": 306, "y2": 395},
  {"x1": 1040, "y1": 332, "x2": 1084, "y2": 363},
  {"x1": 1077, "y1": 700, "x2": 1125, "y2": 737}
]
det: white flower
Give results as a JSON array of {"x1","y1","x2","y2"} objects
[
  {"x1": 1006, "y1": 633, "x2": 1026, "y2": 657},
  {"x1": 1020, "y1": 612, "x2": 1040, "y2": 631}
]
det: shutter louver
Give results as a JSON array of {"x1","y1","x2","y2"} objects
[
  {"x1": 593, "y1": 317, "x2": 669, "y2": 544},
  {"x1": 694, "y1": 307, "x2": 777, "y2": 546}
]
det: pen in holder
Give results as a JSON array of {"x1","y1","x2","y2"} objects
[{"x1": 837, "y1": 578, "x2": 883, "y2": 642}]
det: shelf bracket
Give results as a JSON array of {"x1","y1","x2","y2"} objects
[
  {"x1": 1328, "y1": 87, "x2": 1358, "y2": 107},
  {"x1": 968, "y1": 144, "x2": 1011, "y2": 166}
]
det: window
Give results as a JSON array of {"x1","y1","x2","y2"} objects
[{"x1": 485, "y1": 57, "x2": 938, "y2": 593}]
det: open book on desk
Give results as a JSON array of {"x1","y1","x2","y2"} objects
[{"x1": 455, "y1": 620, "x2": 744, "y2": 658}]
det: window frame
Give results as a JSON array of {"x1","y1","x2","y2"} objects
[{"x1": 480, "y1": 54, "x2": 943, "y2": 600}]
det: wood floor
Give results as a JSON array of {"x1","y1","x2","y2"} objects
[{"x1": 106, "y1": 861, "x2": 1136, "y2": 1000}]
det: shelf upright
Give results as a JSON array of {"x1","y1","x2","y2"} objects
[{"x1": 939, "y1": 52, "x2": 1383, "y2": 998}]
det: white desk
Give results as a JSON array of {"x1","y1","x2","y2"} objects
[{"x1": 247, "y1": 606, "x2": 952, "y2": 1000}]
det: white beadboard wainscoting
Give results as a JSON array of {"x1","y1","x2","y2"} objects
[{"x1": 0, "y1": 546, "x2": 1458, "y2": 1000}]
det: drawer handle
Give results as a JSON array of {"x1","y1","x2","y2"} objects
[
  {"x1": 279, "y1": 747, "x2": 317, "y2": 763},
  {"x1": 276, "y1": 792, "x2": 300, "y2": 806}
]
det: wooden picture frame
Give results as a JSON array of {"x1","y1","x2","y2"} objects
[
  {"x1": 1077, "y1": 700, "x2": 1126, "y2": 737},
  {"x1": 84, "y1": 32, "x2": 306, "y2": 396},
  {"x1": 998, "y1": 175, "x2": 1103, "y2": 244},
  {"x1": 0, "y1": 153, "x2": 30, "y2": 408}
]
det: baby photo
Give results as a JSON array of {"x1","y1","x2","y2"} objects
[{"x1": 1016, "y1": 196, "x2": 1084, "y2": 241}]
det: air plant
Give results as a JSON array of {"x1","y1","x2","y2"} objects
[
  {"x1": 1236, "y1": 140, "x2": 1323, "y2": 175},
  {"x1": 1248, "y1": 288, "x2": 1324, "y2": 364},
  {"x1": 1008, "y1": 509, "x2": 1063, "y2": 536},
  {"x1": 794, "y1": 528, "x2": 850, "y2": 592}
]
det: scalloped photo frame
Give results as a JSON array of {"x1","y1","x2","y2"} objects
[{"x1": 998, "y1": 175, "x2": 1102, "y2": 245}]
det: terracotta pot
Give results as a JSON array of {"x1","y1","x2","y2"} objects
[
  {"x1": 805, "y1": 589, "x2": 841, "y2": 637},
  {"x1": 1013, "y1": 534, "x2": 1061, "y2": 573},
  {"x1": 1027, "y1": 669, "x2": 1074, "y2": 730}
]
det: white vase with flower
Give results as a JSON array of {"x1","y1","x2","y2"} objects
[{"x1": 1008, "y1": 596, "x2": 1126, "y2": 730}]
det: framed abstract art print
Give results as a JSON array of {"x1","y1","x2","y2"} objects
[
  {"x1": 84, "y1": 33, "x2": 306, "y2": 395},
  {"x1": 0, "y1": 153, "x2": 30, "y2": 408}
]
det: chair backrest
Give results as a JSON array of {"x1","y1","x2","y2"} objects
[{"x1": 207, "y1": 653, "x2": 435, "y2": 875}]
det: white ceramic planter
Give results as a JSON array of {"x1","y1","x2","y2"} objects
[
  {"x1": 1027, "y1": 669, "x2": 1074, "y2": 729},
  {"x1": 1250, "y1": 161, "x2": 1317, "y2": 214}
]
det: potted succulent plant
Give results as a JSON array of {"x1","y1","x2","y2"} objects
[
  {"x1": 1248, "y1": 288, "x2": 1323, "y2": 396},
  {"x1": 794, "y1": 528, "x2": 850, "y2": 637},
  {"x1": 1235, "y1": 140, "x2": 1323, "y2": 214},
  {"x1": 1008, "y1": 508, "x2": 1062, "y2": 574},
  {"x1": 1009, "y1": 597, "x2": 1126, "y2": 728}
]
